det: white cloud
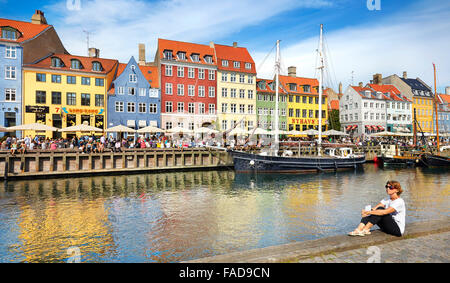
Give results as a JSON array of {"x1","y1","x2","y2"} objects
[
  {"x1": 254, "y1": 0, "x2": 450, "y2": 92},
  {"x1": 46, "y1": 0, "x2": 332, "y2": 62}
]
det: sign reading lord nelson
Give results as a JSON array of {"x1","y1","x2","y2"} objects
[{"x1": 26, "y1": 106, "x2": 50, "y2": 114}]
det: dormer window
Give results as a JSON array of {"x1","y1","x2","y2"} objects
[
  {"x1": 304, "y1": 85, "x2": 311, "y2": 93},
  {"x1": 222, "y1": 60, "x2": 229, "y2": 67},
  {"x1": 377, "y1": 92, "x2": 382, "y2": 99},
  {"x1": 191, "y1": 54, "x2": 200, "y2": 62},
  {"x1": 233, "y1": 61, "x2": 240, "y2": 68},
  {"x1": 204, "y1": 55, "x2": 213, "y2": 64},
  {"x1": 245, "y1": 63, "x2": 252, "y2": 70},
  {"x1": 289, "y1": 84, "x2": 297, "y2": 92},
  {"x1": 1, "y1": 28, "x2": 18, "y2": 40},
  {"x1": 51, "y1": 57, "x2": 64, "y2": 68},
  {"x1": 258, "y1": 81, "x2": 266, "y2": 90},
  {"x1": 177, "y1": 52, "x2": 186, "y2": 60},
  {"x1": 268, "y1": 83, "x2": 274, "y2": 91},
  {"x1": 163, "y1": 50, "x2": 173, "y2": 60},
  {"x1": 71, "y1": 59, "x2": 82, "y2": 70},
  {"x1": 92, "y1": 61, "x2": 103, "y2": 72}
]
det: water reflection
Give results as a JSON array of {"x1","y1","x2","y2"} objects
[{"x1": 0, "y1": 165, "x2": 448, "y2": 262}]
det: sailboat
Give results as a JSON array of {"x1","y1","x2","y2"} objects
[
  {"x1": 420, "y1": 63, "x2": 450, "y2": 167},
  {"x1": 228, "y1": 25, "x2": 366, "y2": 173}
]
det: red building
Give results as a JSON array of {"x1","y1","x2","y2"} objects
[{"x1": 155, "y1": 39, "x2": 217, "y2": 130}]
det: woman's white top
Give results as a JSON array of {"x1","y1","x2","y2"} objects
[{"x1": 381, "y1": 197, "x2": 406, "y2": 235}]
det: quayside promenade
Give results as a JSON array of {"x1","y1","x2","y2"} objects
[
  {"x1": 186, "y1": 217, "x2": 450, "y2": 263},
  {"x1": 0, "y1": 145, "x2": 445, "y2": 180}
]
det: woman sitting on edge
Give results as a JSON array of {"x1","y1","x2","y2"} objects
[{"x1": 349, "y1": 180, "x2": 406, "y2": 237}]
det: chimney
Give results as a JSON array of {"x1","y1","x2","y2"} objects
[
  {"x1": 339, "y1": 82, "x2": 343, "y2": 94},
  {"x1": 288, "y1": 66, "x2": 297, "y2": 77},
  {"x1": 373, "y1": 73, "x2": 382, "y2": 85},
  {"x1": 88, "y1": 48, "x2": 100, "y2": 58},
  {"x1": 31, "y1": 10, "x2": 47, "y2": 25},
  {"x1": 138, "y1": 43, "x2": 146, "y2": 66},
  {"x1": 209, "y1": 41, "x2": 214, "y2": 48},
  {"x1": 403, "y1": 71, "x2": 407, "y2": 79},
  {"x1": 233, "y1": 42, "x2": 238, "y2": 48},
  {"x1": 446, "y1": 86, "x2": 450, "y2": 95},
  {"x1": 359, "y1": 82, "x2": 363, "y2": 88}
]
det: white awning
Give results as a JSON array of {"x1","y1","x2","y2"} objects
[
  {"x1": 127, "y1": 120, "x2": 135, "y2": 127},
  {"x1": 149, "y1": 120, "x2": 158, "y2": 127},
  {"x1": 139, "y1": 120, "x2": 147, "y2": 127}
]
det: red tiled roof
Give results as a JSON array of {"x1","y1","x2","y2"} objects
[
  {"x1": 214, "y1": 44, "x2": 256, "y2": 74},
  {"x1": 256, "y1": 78, "x2": 286, "y2": 94},
  {"x1": 367, "y1": 84, "x2": 409, "y2": 101},
  {"x1": 0, "y1": 18, "x2": 50, "y2": 43},
  {"x1": 24, "y1": 53, "x2": 119, "y2": 75},
  {"x1": 329, "y1": 100, "x2": 339, "y2": 110},
  {"x1": 351, "y1": 85, "x2": 389, "y2": 100},
  {"x1": 158, "y1": 38, "x2": 216, "y2": 66},
  {"x1": 437, "y1": 93, "x2": 450, "y2": 104},
  {"x1": 279, "y1": 75, "x2": 323, "y2": 95}
]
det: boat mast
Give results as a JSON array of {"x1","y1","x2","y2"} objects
[
  {"x1": 433, "y1": 63, "x2": 440, "y2": 153},
  {"x1": 274, "y1": 40, "x2": 280, "y2": 156},
  {"x1": 317, "y1": 24, "x2": 324, "y2": 156}
]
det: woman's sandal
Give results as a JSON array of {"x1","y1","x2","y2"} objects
[{"x1": 348, "y1": 230, "x2": 364, "y2": 236}]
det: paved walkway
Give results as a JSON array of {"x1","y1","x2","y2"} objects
[{"x1": 298, "y1": 231, "x2": 450, "y2": 263}]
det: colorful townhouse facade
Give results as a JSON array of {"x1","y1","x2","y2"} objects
[
  {"x1": 22, "y1": 53, "x2": 118, "y2": 138},
  {"x1": 436, "y1": 93, "x2": 450, "y2": 134},
  {"x1": 155, "y1": 39, "x2": 217, "y2": 131},
  {"x1": 382, "y1": 72, "x2": 434, "y2": 133},
  {"x1": 256, "y1": 78, "x2": 287, "y2": 131},
  {"x1": 367, "y1": 83, "x2": 412, "y2": 133},
  {"x1": 107, "y1": 56, "x2": 160, "y2": 137},
  {"x1": 0, "y1": 10, "x2": 67, "y2": 138},
  {"x1": 215, "y1": 42, "x2": 256, "y2": 131},
  {"x1": 281, "y1": 67, "x2": 328, "y2": 132}
]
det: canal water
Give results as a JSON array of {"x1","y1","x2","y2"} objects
[{"x1": 0, "y1": 164, "x2": 448, "y2": 263}]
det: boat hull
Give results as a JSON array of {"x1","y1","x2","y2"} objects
[
  {"x1": 378, "y1": 156, "x2": 422, "y2": 167},
  {"x1": 421, "y1": 154, "x2": 450, "y2": 167},
  {"x1": 229, "y1": 150, "x2": 366, "y2": 173}
]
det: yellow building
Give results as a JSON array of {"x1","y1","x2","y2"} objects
[
  {"x1": 281, "y1": 68, "x2": 328, "y2": 132},
  {"x1": 22, "y1": 53, "x2": 118, "y2": 138},
  {"x1": 214, "y1": 43, "x2": 257, "y2": 131},
  {"x1": 413, "y1": 96, "x2": 434, "y2": 133}
]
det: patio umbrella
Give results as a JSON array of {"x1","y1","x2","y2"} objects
[
  {"x1": 370, "y1": 130, "x2": 396, "y2": 137},
  {"x1": 7, "y1": 123, "x2": 59, "y2": 132},
  {"x1": 251, "y1": 128, "x2": 272, "y2": 135},
  {"x1": 286, "y1": 130, "x2": 304, "y2": 135},
  {"x1": 323, "y1": 129, "x2": 349, "y2": 136},
  {"x1": 0, "y1": 126, "x2": 12, "y2": 132},
  {"x1": 228, "y1": 127, "x2": 249, "y2": 136},
  {"x1": 301, "y1": 129, "x2": 320, "y2": 136},
  {"x1": 194, "y1": 127, "x2": 219, "y2": 134},
  {"x1": 137, "y1": 125, "x2": 165, "y2": 133},
  {"x1": 166, "y1": 126, "x2": 194, "y2": 134},
  {"x1": 105, "y1": 125, "x2": 136, "y2": 133},
  {"x1": 60, "y1": 124, "x2": 104, "y2": 132}
]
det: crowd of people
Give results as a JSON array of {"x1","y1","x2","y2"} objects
[{"x1": 0, "y1": 133, "x2": 448, "y2": 155}]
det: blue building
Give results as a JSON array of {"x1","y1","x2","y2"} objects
[
  {"x1": 107, "y1": 56, "x2": 160, "y2": 137},
  {"x1": 0, "y1": 11, "x2": 67, "y2": 138}
]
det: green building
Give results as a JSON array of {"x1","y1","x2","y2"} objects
[{"x1": 256, "y1": 78, "x2": 288, "y2": 131}]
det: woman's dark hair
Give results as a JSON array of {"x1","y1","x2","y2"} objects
[{"x1": 387, "y1": 180, "x2": 403, "y2": 196}]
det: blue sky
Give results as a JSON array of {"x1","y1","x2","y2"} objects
[{"x1": 1, "y1": 0, "x2": 450, "y2": 92}]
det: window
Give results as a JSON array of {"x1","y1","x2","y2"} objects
[
  {"x1": 177, "y1": 52, "x2": 186, "y2": 60},
  {"x1": 52, "y1": 75, "x2": 61, "y2": 83},
  {"x1": 245, "y1": 63, "x2": 252, "y2": 70},
  {"x1": 71, "y1": 59, "x2": 82, "y2": 69},
  {"x1": 198, "y1": 69, "x2": 205, "y2": 79},
  {"x1": 92, "y1": 62, "x2": 102, "y2": 72},
  {"x1": 5, "y1": 46, "x2": 17, "y2": 59},
  {"x1": 188, "y1": 103, "x2": 195, "y2": 114},
  {"x1": 67, "y1": 76, "x2": 76, "y2": 84},
  {"x1": 164, "y1": 50, "x2": 173, "y2": 60},
  {"x1": 177, "y1": 102, "x2": 184, "y2": 113},
  {"x1": 177, "y1": 66, "x2": 184, "y2": 77},
  {"x1": 289, "y1": 84, "x2": 297, "y2": 92},
  {"x1": 149, "y1": 104, "x2": 157, "y2": 113},
  {"x1": 165, "y1": 101, "x2": 173, "y2": 113},
  {"x1": 191, "y1": 54, "x2": 200, "y2": 62},
  {"x1": 67, "y1": 93, "x2": 76, "y2": 105},
  {"x1": 129, "y1": 74, "x2": 137, "y2": 82},
  {"x1": 248, "y1": 105, "x2": 254, "y2": 114},
  {"x1": 204, "y1": 56, "x2": 213, "y2": 64},
  {"x1": 239, "y1": 89, "x2": 245, "y2": 99},
  {"x1": 36, "y1": 91, "x2": 46, "y2": 104},
  {"x1": 127, "y1": 102, "x2": 135, "y2": 112},
  {"x1": 233, "y1": 61, "x2": 240, "y2": 68},
  {"x1": 95, "y1": 78, "x2": 104, "y2": 87},
  {"x1": 221, "y1": 72, "x2": 227, "y2": 82},
  {"x1": 239, "y1": 104, "x2": 245, "y2": 114},
  {"x1": 2, "y1": 29, "x2": 17, "y2": 40},
  {"x1": 136, "y1": 103, "x2": 146, "y2": 113},
  {"x1": 139, "y1": 88, "x2": 146, "y2": 96},
  {"x1": 51, "y1": 92, "x2": 61, "y2": 104},
  {"x1": 248, "y1": 90, "x2": 253, "y2": 99},
  {"x1": 165, "y1": 122, "x2": 173, "y2": 130},
  {"x1": 222, "y1": 88, "x2": 228, "y2": 98},
  {"x1": 209, "y1": 104, "x2": 215, "y2": 114},
  {"x1": 188, "y1": 67, "x2": 195, "y2": 78},
  {"x1": 304, "y1": 85, "x2": 311, "y2": 93},
  {"x1": 165, "y1": 65, "x2": 173, "y2": 76},
  {"x1": 309, "y1": 97, "x2": 313, "y2": 104},
  {"x1": 81, "y1": 93, "x2": 90, "y2": 106},
  {"x1": 230, "y1": 88, "x2": 236, "y2": 98},
  {"x1": 222, "y1": 60, "x2": 229, "y2": 67},
  {"x1": 309, "y1": 110, "x2": 314, "y2": 118},
  {"x1": 248, "y1": 75, "x2": 253, "y2": 84},
  {"x1": 36, "y1": 73, "x2": 46, "y2": 82},
  {"x1": 165, "y1": 83, "x2": 173, "y2": 95},
  {"x1": 222, "y1": 120, "x2": 228, "y2": 130},
  {"x1": 95, "y1": 94, "x2": 104, "y2": 107},
  {"x1": 231, "y1": 104, "x2": 237, "y2": 113},
  {"x1": 81, "y1": 77, "x2": 90, "y2": 85},
  {"x1": 302, "y1": 109, "x2": 307, "y2": 118},
  {"x1": 198, "y1": 86, "x2": 205, "y2": 97},
  {"x1": 239, "y1": 74, "x2": 245, "y2": 83},
  {"x1": 230, "y1": 73, "x2": 236, "y2": 82},
  {"x1": 188, "y1": 85, "x2": 195, "y2": 97},
  {"x1": 177, "y1": 84, "x2": 184, "y2": 96},
  {"x1": 199, "y1": 103, "x2": 205, "y2": 114},
  {"x1": 208, "y1": 70, "x2": 215, "y2": 80},
  {"x1": 117, "y1": 87, "x2": 125, "y2": 95},
  {"x1": 115, "y1": 101, "x2": 124, "y2": 112},
  {"x1": 222, "y1": 103, "x2": 228, "y2": 113},
  {"x1": 209, "y1": 87, "x2": 215, "y2": 97},
  {"x1": 5, "y1": 88, "x2": 16, "y2": 101}
]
